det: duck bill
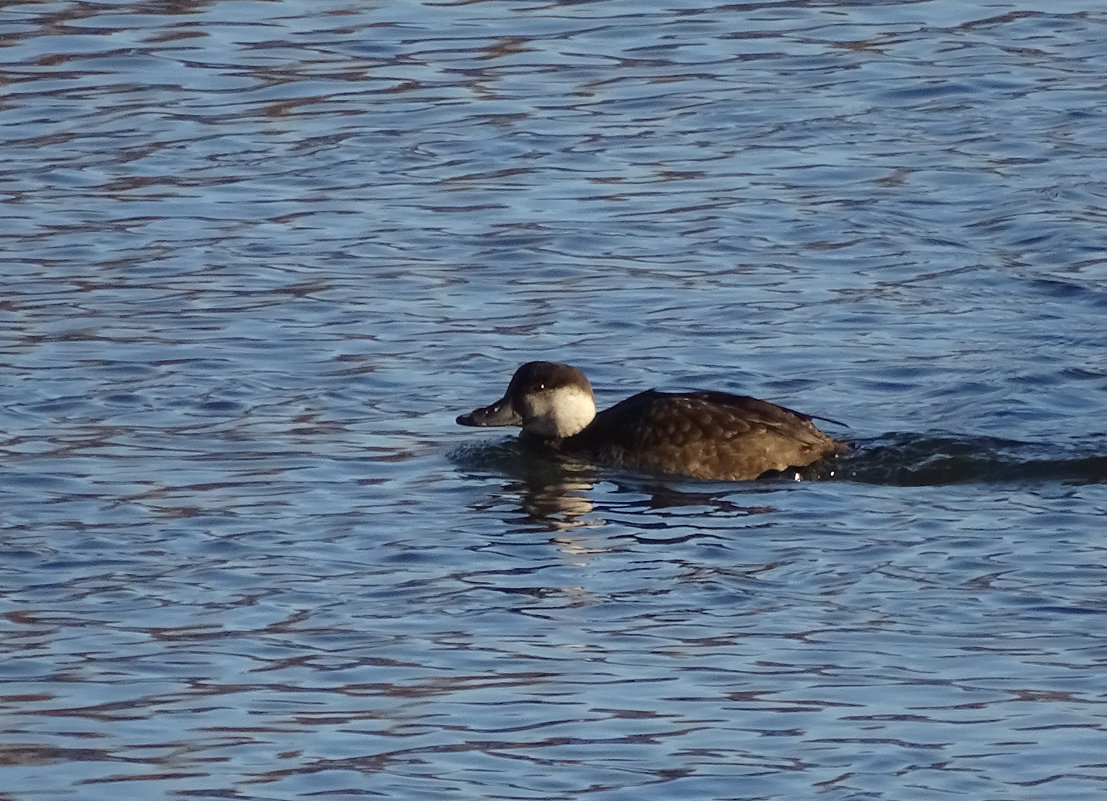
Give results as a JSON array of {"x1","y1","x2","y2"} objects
[{"x1": 456, "y1": 395, "x2": 522, "y2": 427}]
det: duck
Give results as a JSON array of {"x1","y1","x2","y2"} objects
[{"x1": 456, "y1": 361, "x2": 847, "y2": 481}]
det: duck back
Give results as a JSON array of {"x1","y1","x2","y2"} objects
[{"x1": 565, "y1": 390, "x2": 845, "y2": 481}]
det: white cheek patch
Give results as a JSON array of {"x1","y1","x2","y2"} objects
[
  {"x1": 552, "y1": 387, "x2": 596, "y2": 437},
  {"x1": 523, "y1": 386, "x2": 596, "y2": 438}
]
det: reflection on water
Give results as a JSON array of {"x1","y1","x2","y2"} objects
[{"x1": 4, "y1": 0, "x2": 1107, "y2": 799}]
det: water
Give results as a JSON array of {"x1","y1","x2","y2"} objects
[{"x1": 2, "y1": 0, "x2": 1107, "y2": 798}]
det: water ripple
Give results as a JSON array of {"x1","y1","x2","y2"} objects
[{"x1": 4, "y1": 1, "x2": 1107, "y2": 799}]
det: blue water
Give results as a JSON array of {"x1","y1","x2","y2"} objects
[{"x1": 2, "y1": 1, "x2": 1107, "y2": 799}]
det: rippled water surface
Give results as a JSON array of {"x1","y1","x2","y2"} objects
[{"x1": 3, "y1": 0, "x2": 1107, "y2": 798}]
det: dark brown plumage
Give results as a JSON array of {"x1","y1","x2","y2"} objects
[
  {"x1": 568, "y1": 389, "x2": 845, "y2": 480},
  {"x1": 457, "y1": 361, "x2": 846, "y2": 481}
]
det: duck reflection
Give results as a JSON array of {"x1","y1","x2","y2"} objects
[
  {"x1": 450, "y1": 438, "x2": 786, "y2": 534},
  {"x1": 451, "y1": 439, "x2": 598, "y2": 530}
]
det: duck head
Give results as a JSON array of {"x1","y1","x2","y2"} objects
[{"x1": 456, "y1": 361, "x2": 597, "y2": 439}]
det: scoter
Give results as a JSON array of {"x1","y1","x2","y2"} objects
[{"x1": 456, "y1": 361, "x2": 846, "y2": 481}]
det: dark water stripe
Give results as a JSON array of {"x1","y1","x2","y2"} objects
[
  {"x1": 841, "y1": 433, "x2": 1107, "y2": 486},
  {"x1": 452, "y1": 433, "x2": 1107, "y2": 488}
]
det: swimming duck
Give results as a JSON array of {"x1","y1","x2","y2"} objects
[{"x1": 456, "y1": 361, "x2": 847, "y2": 481}]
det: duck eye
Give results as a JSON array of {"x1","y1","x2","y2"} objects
[{"x1": 535, "y1": 383, "x2": 545, "y2": 391}]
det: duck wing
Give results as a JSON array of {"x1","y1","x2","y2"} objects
[{"x1": 570, "y1": 390, "x2": 845, "y2": 481}]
